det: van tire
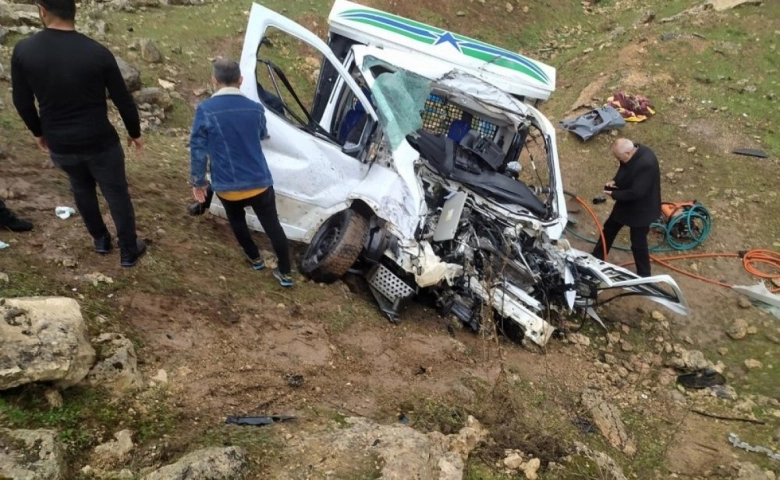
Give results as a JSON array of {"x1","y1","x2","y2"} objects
[{"x1": 301, "y1": 209, "x2": 369, "y2": 284}]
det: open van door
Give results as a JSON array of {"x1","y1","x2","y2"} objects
[{"x1": 210, "y1": 2, "x2": 380, "y2": 243}]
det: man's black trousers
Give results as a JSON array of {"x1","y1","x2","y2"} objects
[
  {"x1": 219, "y1": 187, "x2": 292, "y2": 275},
  {"x1": 50, "y1": 142, "x2": 139, "y2": 254},
  {"x1": 591, "y1": 216, "x2": 652, "y2": 277}
]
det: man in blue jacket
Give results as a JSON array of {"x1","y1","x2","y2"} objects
[{"x1": 189, "y1": 58, "x2": 293, "y2": 287}]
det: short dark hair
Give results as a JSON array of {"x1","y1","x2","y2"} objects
[
  {"x1": 213, "y1": 58, "x2": 241, "y2": 85},
  {"x1": 37, "y1": 0, "x2": 76, "y2": 21}
]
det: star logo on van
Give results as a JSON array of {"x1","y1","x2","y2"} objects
[{"x1": 433, "y1": 32, "x2": 463, "y2": 52}]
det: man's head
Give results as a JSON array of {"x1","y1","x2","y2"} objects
[
  {"x1": 611, "y1": 138, "x2": 638, "y2": 163},
  {"x1": 212, "y1": 58, "x2": 243, "y2": 89},
  {"x1": 36, "y1": 0, "x2": 76, "y2": 27}
]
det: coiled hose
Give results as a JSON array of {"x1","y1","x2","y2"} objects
[{"x1": 562, "y1": 191, "x2": 780, "y2": 292}]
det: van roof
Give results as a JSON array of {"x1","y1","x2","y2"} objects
[{"x1": 328, "y1": 0, "x2": 556, "y2": 103}]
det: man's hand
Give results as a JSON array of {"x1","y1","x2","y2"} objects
[
  {"x1": 605, "y1": 180, "x2": 616, "y2": 189},
  {"x1": 192, "y1": 186, "x2": 209, "y2": 203},
  {"x1": 127, "y1": 136, "x2": 144, "y2": 152},
  {"x1": 603, "y1": 190, "x2": 613, "y2": 197},
  {"x1": 35, "y1": 136, "x2": 49, "y2": 153}
]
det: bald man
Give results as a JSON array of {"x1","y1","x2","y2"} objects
[{"x1": 592, "y1": 138, "x2": 661, "y2": 277}]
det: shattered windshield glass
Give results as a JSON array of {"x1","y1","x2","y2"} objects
[{"x1": 364, "y1": 56, "x2": 432, "y2": 151}]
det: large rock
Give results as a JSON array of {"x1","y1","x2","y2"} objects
[
  {"x1": 581, "y1": 390, "x2": 636, "y2": 456},
  {"x1": 140, "y1": 39, "x2": 164, "y2": 63},
  {"x1": 0, "y1": 3, "x2": 39, "y2": 27},
  {"x1": 133, "y1": 87, "x2": 173, "y2": 111},
  {"x1": 83, "y1": 333, "x2": 144, "y2": 393},
  {"x1": 0, "y1": 429, "x2": 68, "y2": 480},
  {"x1": 142, "y1": 447, "x2": 248, "y2": 480},
  {"x1": 0, "y1": 297, "x2": 96, "y2": 390},
  {"x1": 114, "y1": 56, "x2": 142, "y2": 92},
  {"x1": 275, "y1": 415, "x2": 488, "y2": 479}
]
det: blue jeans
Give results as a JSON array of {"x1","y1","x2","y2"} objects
[{"x1": 50, "y1": 142, "x2": 139, "y2": 254}]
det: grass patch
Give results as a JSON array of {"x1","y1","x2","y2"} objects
[{"x1": 0, "y1": 384, "x2": 176, "y2": 458}]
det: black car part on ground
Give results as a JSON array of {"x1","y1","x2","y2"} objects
[{"x1": 225, "y1": 415, "x2": 296, "y2": 426}]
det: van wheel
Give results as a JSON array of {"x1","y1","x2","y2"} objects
[{"x1": 301, "y1": 209, "x2": 369, "y2": 284}]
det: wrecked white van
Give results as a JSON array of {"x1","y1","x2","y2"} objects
[{"x1": 209, "y1": 0, "x2": 689, "y2": 346}]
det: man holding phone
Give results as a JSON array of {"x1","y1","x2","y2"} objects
[{"x1": 592, "y1": 138, "x2": 661, "y2": 277}]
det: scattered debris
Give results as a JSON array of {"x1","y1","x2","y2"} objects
[
  {"x1": 692, "y1": 409, "x2": 766, "y2": 425},
  {"x1": 732, "y1": 148, "x2": 769, "y2": 158},
  {"x1": 733, "y1": 283, "x2": 780, "y2": 310},
  {"x1": 677, "y1": 369, "x2": 725, "y2": 389},
  {"x1": 2, "y1": 240, "x2": 12, "y2": 250},
  {"x1": 558, "y1": 106, "x2": 625, "y2": 141},
  {"x1": 728, "y1": 432, "x2": 780, "y2": 460},
  {"x1": 606, "y1": 92, "x2": 656, "y2": 122},
  {"x1": 225, "y1": 415, "x2": 296, "y2": 426},
  {"x1": 285, "y1": 373, "x2": 304, "y2": 387},
  {"x1": 55, "y1": 206, "x2": 76, "y2": 219}
]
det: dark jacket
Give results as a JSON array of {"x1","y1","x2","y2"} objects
[
  {"x1": 11, "y1": 28, "x2": 140, "y2": 155},
  {"x1": 189, "y1": 87, "x2": 273, "y2": 192},
  {"x1": 609, "y1": 144, "x2": 661, "y2": 227}
]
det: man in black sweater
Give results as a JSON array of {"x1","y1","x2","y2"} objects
[
  {"x1": 11, "y1": 0, "x2": 146, "y2": 267},
  {"x1": 592, "y1": 138, "x2": 661, "y2": 277}
]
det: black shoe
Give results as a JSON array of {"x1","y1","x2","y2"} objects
[
  {"x1": 120, "y1": 239, "x2": 147, "y2": 267},
  {"x1": 188, "y1": 202, "x2": 208, "y2": 216},
  {"x1": 94, "y1": 235, "x2": 113, "y2": 254},
  {"x1": 1, "y1": 217, "x2": 33, "y2": 232}
]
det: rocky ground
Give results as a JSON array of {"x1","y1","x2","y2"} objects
[{"x1": 2, "y1": 0, "x2": 780, "y2": 479}]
